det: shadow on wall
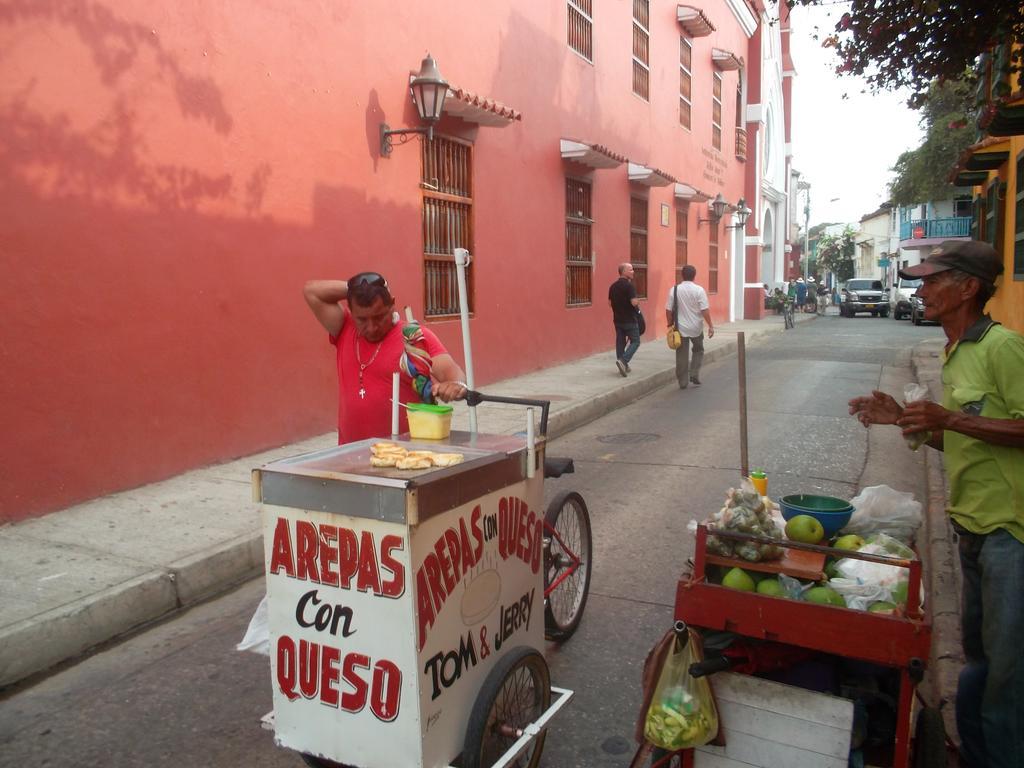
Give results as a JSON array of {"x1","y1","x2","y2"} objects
[{"x1": 0, "y1": 2, "x2": 428, "y2": 522}]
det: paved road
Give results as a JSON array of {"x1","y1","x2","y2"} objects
[{"x1": 0, "y1": 315, "x2": 944, "y2": 768}]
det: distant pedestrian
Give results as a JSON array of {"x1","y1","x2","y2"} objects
[
  {"x1": 608, "y1": 262, "x2": 640, "y2": 377},
  {"x1": 795, "y1": 277, "x2": 808, "y2": 310},
  {"x1": 665, "y1": 264, "x2": 715, "y2": 389},
  {"x1": 805, "y1": 279, "x2": 816, "y2": 313},
  {"x1": 763, "y1": 283, "x2": 771, "y2": 310}
]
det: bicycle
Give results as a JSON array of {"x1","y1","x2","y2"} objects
[{"x1": 782, "y1": 299, "x2": 795, "y2": 330}]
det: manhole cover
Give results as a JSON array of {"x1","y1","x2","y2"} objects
[{"x1": 596, "y1": 432, "x2": 661, "y2": 444}]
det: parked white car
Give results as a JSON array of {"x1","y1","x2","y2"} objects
[{"x1": 889, "y1": 276, "x2": 922, "y2": 320}]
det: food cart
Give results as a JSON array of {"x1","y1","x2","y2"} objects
[
  {"x1": 671, "y1": 525, "x2": 940, "y2": 768},
  {"x1": 251, "y1": 396, "x2": 589, "y2": 768}
]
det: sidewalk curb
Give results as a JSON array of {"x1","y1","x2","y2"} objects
[
  {"x1": 911, "y1": 343, "x2": 962, "y2": 744},
  {"x1": 0, "y1": 320, "x2": 797, "y2": 689}
]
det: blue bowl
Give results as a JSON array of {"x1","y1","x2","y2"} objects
[{"x1": 779, "y1": 494, "x2": 854, "y2": 538}]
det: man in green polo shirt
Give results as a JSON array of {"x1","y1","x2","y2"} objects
[{"x1": 848, "y1": 240, "x2": 1024, "y2": 768}]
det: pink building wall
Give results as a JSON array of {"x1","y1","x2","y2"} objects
[{"x1": 1, "y1": 1, "x2": 752, "y2": 521}]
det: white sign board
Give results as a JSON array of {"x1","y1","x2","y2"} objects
[{"x1": 262, "y1": 475, "x2": 543, "y2": 768}]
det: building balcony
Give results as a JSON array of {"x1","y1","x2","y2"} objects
[
  {"x1": 899, "y1": 217, "x2": 971, "y2": 250},
  {"x1": 735, "y1": 127, "x2": 747, "y2": 161}
]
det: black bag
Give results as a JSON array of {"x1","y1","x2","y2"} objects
[{"x1": 636, "y1": 307, "x2": 646, "y2": 335}]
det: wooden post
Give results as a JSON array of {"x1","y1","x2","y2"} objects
[{"x1": 738, "y1": 331, "x2": 749, "y2": 479}]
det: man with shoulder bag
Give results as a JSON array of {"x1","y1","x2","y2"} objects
[
  {"x1": 665, "y1": 265, "x2": 715, "y2": 389},
  {"x1": 609, "y1": 262, "x2": 641, "y2": 377}
]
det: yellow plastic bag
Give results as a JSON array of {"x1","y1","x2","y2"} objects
[
  {"x1": 667, "y1": 329, "x2": 682, "y2": 350},
  {"x1": 642, "y1": 631, "x2": 718, "y2": 751}
]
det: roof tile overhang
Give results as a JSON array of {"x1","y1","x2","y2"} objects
[
  {"x1": 712, "y1": 48, "x2": 744, "y2": 71},
  {"x1": 443, "y1": 84, "x2": 522, "y2": 126},
  {"x1": 673, "y1": 182, "x2": 712, "y2": 202},
  {"x1": 949, "y1": 136, "x2": 1011, "y2": 183},
  {"x1": 560, "y1": 139, "x2": 626, "y2": 169},
  {"x1": 677, "y1": 5, "x2": 715, "y2": 37},
  {"x1": 986, "y1": 102, "x2": 1024, "y2": 137},
  {"x1": 628, "y1": 162, "x2": 677, "y2": 187},
  {"x1": 954, "y1": 170, "x2": 990, "y2": 187}
]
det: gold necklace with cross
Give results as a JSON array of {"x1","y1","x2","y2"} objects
[{"x1": 355, "y1": 334, "x2": 384, "y2": 398}]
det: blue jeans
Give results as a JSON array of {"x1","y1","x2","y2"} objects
[
  {"x1": 614, "y1": 321, "x2": 640, "y2": 364},
  {"x1": 954, "y1": 523, "x2": 1024, "y2": 768}
]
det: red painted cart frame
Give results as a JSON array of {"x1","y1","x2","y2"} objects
[{"x1": 673, "y1": 525, "x2": 933, "y2": 768}]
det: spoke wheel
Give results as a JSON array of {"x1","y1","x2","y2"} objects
[
  {"x1": 543, "y1": 490, "x2": 593, "y2": 642},
  {"x1": 463, "y1": 647, "x2": 551, "y2": 768}
]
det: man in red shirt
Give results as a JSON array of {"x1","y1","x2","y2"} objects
[{"x1": 304, "y1": 273, "x2": 467, "y2": 443}]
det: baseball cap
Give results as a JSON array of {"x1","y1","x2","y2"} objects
[{"x1": 898, "y1": 240, "x2": 1003, "y2": 284}]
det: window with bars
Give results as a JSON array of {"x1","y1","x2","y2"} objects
[
  {"x1": 675, "y1": 203, "x2": 689, "y2": 280},
  {"x1": 565, "y1": 178, "x2": 593, "y2": 306},
  {"x1": 568, "y1": 0, "x2": 593, "y2": 61},
  {"x1": 679, "y1": 37, "x2": 692, "y2": 129},
  {"x1": 708, "y1": 223, "x2": 719, "y2": 294},
  {"x1": 421, "y1": 136, "x2": 473, "y2": 317},
  {"x1": 1015, "y1": 152, "x2": 1024, "y2": 279},
  {"x1": 632, "y1": 0, "x2": 650, "y2": 100},
  {"x1": 971, "y1": 195, "x2": 985, "y2": 241},
  {"x1": 985, "y1": 179, "x2": 1004, "y2": 255},
  {"x1": 630, "y1": 197, "x2": 649, "y2": 298},
  {"x1": 712, "y1": 72, "x2": 722, "y2": 150}
]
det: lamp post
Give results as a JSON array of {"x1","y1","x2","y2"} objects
[
  {"x1": 380, "y1": 54, "x2": 449, "y2": 156},
  {"x1": 802, "y1": 183, "x2": 811, "y2": 279},
  {"x1": 697, "y1": 193, "x2": 729, "y2": 227}
]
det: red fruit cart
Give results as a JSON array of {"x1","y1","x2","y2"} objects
[{"x1": 671, "y1": 525, "x2": 937, "y2": 768}]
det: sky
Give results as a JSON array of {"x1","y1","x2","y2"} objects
[{"x1": 788, "y1": 3, "x2": 923, "y2": 228}]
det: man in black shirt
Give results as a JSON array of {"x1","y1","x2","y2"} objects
[{"x1": 608, "y1": 262, "x2": 640, "y2": 377}]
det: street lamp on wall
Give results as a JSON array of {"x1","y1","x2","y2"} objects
[
  {"x1": 380, "y1": 54, "x2": 449, "y2": 157},
  {"x1": 697, "y1": 193, "x2": 729, "y2": 227},
  {"x1": 726, "y1": 198, "x2": 752, "y2": 229}
]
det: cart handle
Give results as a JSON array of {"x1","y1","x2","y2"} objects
[{"x1": 461, "y1": 390, "x2": 551, "y2": 438}]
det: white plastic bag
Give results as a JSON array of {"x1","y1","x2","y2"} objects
[
  {"x1": 828, "y1": 577, "x2": 893, "y2": 611},
  {"x1": 843, "y1": 485, "x2": 922, "y2": 543},
  {"x1": 835, "y1": 534, "x2": 914, "y2": 588},
  {"x1": 236, "y1": 594, "x2": 270, "y2": 656},
  {"x1": 903, "y1": 383, "x2": 930, "y2": 450}
]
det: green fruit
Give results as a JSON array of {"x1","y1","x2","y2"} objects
[
  {"x1": 824, "y1": 560, "x2": 840, "y2": 579},
  {"x1": 805, "y1": 586, "x2": 846, "y2": 607},
  {"x1": 834, "y1": 534, "x2": 866, "y2": 551},
  {"x1": 785, "y1": 514, "x2": 825, "y2": 544},
  {"x1": 891, "y1": 582, "x2": 909, "y2": 606},
  {"x1": 721, "y1": 567, "x2": 756, "y2": 592},
  {"x1": 756, "y1": 578, "x2": 785, "y2": 597},
  {"x1": 868, "y1": 601, "x2": 898, "y2": 615}
]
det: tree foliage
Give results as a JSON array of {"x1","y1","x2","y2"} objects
[
  {"x1": 816, "y1": 227, "x2": 857, "y2": 283},
  {"x1": 888, "y1": 76, "x2": 977, "y2": 206},
  {"x1": 785, "y1": 1, "x2": 1023, "y2": 108}
]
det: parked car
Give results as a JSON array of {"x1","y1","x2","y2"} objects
[
  {"x1": 910, "y1": 294, "x2": 940, "y2": 326},
  {"x1": 889, "y1": 276, "x2": 922, "y2": 320},
  {"x1": 840, "y1": 278, "x2": 889, "y2": 317}
]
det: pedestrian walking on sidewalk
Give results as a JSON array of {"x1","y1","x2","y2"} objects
[
  {"x1": 609, "y1": 262, "x2": 641, "y2": 377},
  {"x1": 665, "y1": 264, "x2": 715, "y2": 389},
  {"x1": 847, "y1": 240, "x2": 1024, "y2": 768},
  {"x1": 304, "y1": 272, "x2": 466, "y2": 443}
]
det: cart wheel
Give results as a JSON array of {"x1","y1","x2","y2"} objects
[
  {"x1": 543, "y1": 490, "x2": 593, "y2": 642},
  {"x1": 463, "y1": 646, "x2": 551, "y2": 768},
  {"x1": 912, "y1": 706, "x2": 947, "y2": 768}
]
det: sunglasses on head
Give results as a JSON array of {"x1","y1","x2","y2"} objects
[{"x1": 348, "y1": 272, "x2": 388, "y2": 289}]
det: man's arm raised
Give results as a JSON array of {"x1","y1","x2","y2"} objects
[{"x1": 303, "y1": 280, "x2": 348, "y2": 337}]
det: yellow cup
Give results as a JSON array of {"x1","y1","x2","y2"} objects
[{"x1": 750, "y1": 473, "x2": 768, "y2": 496}]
